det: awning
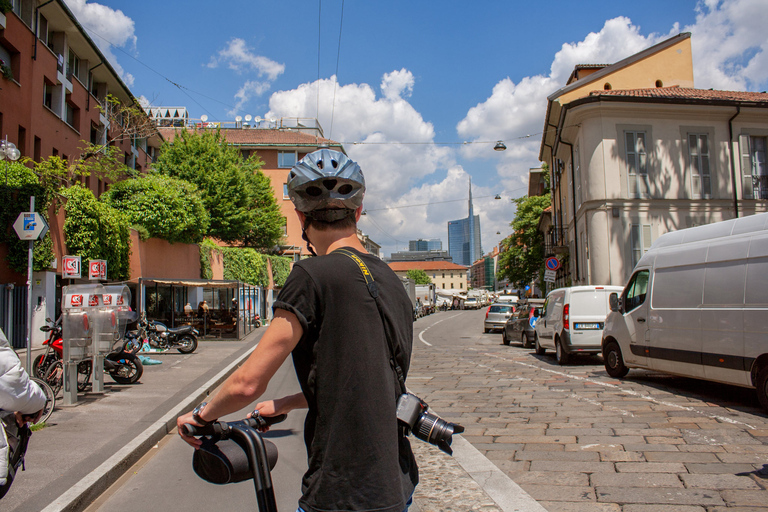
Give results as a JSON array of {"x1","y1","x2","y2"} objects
[{"x1": 139, "y1": 278, "x2": 241, "y2": 288}]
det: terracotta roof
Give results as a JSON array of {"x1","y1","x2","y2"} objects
[
  {"x1": 388, "y1": 261, "x2": 468, "y2": 272},
  {"x1": 587, "y1": 87, "x2": 768, "y2": 103},
  {"x1": 157, "y1": 127, "x2": 341, "y2": 147}
]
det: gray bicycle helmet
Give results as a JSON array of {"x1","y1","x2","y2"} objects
[{"x1": 287, "y1": 149, "x2": 365, "y2": 221}]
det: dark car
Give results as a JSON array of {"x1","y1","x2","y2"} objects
[{"x1": 502, "y1": 298, "x2": 545, "y2": 346}]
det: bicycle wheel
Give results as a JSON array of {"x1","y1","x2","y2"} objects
[
  {"x1": 44, "y1": 361, "x2": 63, "y2": 398},
  {"x1": 77, "y1": 360, "x2": 92, "y2": 391},
  {"x1": 29, "y1": 377, "x2": 55, "y2": 424}
]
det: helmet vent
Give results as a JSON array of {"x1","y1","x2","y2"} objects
[
  {"x1": 317, "y1": 160, "x2": 324, "y2": 170},
  {"x1": 338, "y1": 184, "x2": 353, "y2": 195},
  {"x1": 306, "y1": 186, "x2": 323, "y2": 197},
  {"x1": 331, "y1": 159, "x2": 338, "y2": 168},
  {"x1": 323, "y1": 179, "x2": 337, "y2": 190}
]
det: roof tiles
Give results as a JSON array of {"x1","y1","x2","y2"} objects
[{"x1": 588, "y1": 87, "x2": 768, "y2": 103}]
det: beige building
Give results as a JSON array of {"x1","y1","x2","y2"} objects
[
  {"x1": 387, "y1": 261, "x2": 468, "y2": 290},
  {"x1": 539, "y1": 32, "x2": 768, "y2": 286}
]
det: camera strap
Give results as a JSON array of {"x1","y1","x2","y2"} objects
[{"x1": 333, "y1": 248, "x2": 408, "y2": 396}]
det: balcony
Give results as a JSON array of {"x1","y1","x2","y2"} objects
[{"x1": 543, "y1": 227, "x2": 568, "y2": 257}]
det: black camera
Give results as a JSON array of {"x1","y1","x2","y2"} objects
[{"x1": 396, "y1": 393, "x2": 464, "y2": 455}]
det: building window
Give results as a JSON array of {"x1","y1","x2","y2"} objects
[
  {"x1": 283, "y1": 183, "x2": 289, "y2": 199},
  {"x1": 282, "y1": 217, "x2": 287, "y2": 236},
  {"x1": 625, "y1": 131, "x2": 649, "y2": 198},
  {"x1": 688, "y1": 134, "x2": 711, "y2": 198},
  {"x1": 442, "y1": 273, "x2": 445, "y2": 278},
  {"x1": 43, "y1": 82, "x2": 53, "y2": 109},
  {"x1": 67, "y1": 49, "x2": 80, "y2": 81},
  {"x1": 451, "y1": 283, "x2": 454, "y2": 289},
  {"x1": 631, "y1": 224, "x2": 652, "y2": 268},
  {"x1": 278, "y1": 151, "x2": 297, "y2": 168},
  {"x1": 459, "y1": 283, "x2": 463, "y2": 289},
  {"x1": 442, "y1": 283, "x2": 445, "y2": 289},
  {"x1": 740, "y1": 135, "x2": 768, "y2": 200},
  {"x1": 450, "y1": 273, "x2": 454, "y2": 278}
]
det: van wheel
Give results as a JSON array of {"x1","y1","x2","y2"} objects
[
  {"x1": 555, "y1": 337, "x2": 570, "y2": 365},
  {"x1": 603, "y1": 341, "x2": 629, "y2": 378},
  {"x1": 534, "y1": 335, "x2": 545, "y2": 355},
  {"x1": 757, "y1": 367, "x2": 768, "y2": 412},
  {"x1": 522, "y1": 333, "x2": 530, "y2": 348}
]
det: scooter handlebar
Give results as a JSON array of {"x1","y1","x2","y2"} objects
[{"x1": 182, "y1": 412, "x2": 287, "y2": 437}]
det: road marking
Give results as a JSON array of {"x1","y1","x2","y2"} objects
[{"x1": 417, "y1": 313, "x2": 463, "y2": 347}]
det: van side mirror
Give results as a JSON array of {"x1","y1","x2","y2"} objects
[{"x1": 609, "y1": 293, "x2": 620, "y2": 312}]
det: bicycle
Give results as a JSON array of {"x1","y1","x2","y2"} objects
[
  {"x1": 28, "y1": 377, "x2": 55, "y2": 425},
  {"x1": 182, "y1": 411, "x2": 286, "y2": 512}
]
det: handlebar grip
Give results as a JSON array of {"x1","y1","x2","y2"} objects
[
  {"x1": 181, "y1": 423, "x2": 217, "y2": 437},
  {"x1": 248, "y1": 413, "x2": 287, "y2": 429}
]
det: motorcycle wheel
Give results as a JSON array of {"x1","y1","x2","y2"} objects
[
  {"x1": 122, "y1": 336, "x2": 142, "y2": 355},
  {"x1": 107, "y1": 352, "x2": 143, "y2": 384},
  {"x1": 176, "y1": 334, "x2": 197, "y2": 354},
  {"x1": 77, "y1": 360, "x2": 92, "y2": 391}
]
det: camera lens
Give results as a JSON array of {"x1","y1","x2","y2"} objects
[{"x1": 413, "y1": 412, "x2": 464, "y2": 455}]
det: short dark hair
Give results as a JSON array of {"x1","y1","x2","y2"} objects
[{"x1": 305, "y1": 214, "x2": 356, "y2": 232}]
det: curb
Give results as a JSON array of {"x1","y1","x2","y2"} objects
[{"x1": 39, "y1": 344, "x2": 257, "y2": 512}]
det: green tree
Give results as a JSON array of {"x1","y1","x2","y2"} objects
[
  {"x1": 101, "y1": 174, "x2": 210, "y2": 244},
  {"x1": 151, "y1": 129, "x2": 283, "y2": 248},
  {"x1": 62, "y1": 185, "x2": 132, "y2": 281},
  {"x1": 0, "y1": 161, "x2": 55, "y2": 273},
  {"x1": 406, "y1": 269, "x2": 432, "y2": 284},
  {"x1": 497, "y1": 193, "x2": 551, "y2": 288}
]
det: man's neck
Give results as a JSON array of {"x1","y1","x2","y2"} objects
[{"x1": 312, "y1": 231, "x2": 367, "y2": 256}]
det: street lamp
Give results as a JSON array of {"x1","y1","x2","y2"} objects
[{"x1": 0, "y1": 137, "x2": 22, "y2": 188}]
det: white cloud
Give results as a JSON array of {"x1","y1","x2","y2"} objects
[
  {"x1": 63, "y1": 0, "x2": 136, "y2": 86},
  {"x1": 208, "y1": 38, "x2": 285, "y2": 116},
  {"x1": 208, "y1": 38, "x2": 285, "y2": 80},
  {"x1": 686, "y1": 0, "x2": 768, "y2": 90}
]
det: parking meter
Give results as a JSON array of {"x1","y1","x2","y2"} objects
[{"x1": 62, "y1": 284, "x2": 105, "y2": 405}]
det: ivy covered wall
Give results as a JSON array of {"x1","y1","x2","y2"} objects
[{"x1": 199, "y1": 239, "x2": 291, "y2": 288}]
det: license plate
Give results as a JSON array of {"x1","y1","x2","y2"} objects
[{"x1": 575, "y1": 323, "x2": 602, "y2": 330}]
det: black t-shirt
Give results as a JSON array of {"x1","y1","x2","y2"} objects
[{"x1": 273, "y1": 247, "x2": 418, "y2": 512}]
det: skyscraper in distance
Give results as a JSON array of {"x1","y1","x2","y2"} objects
[{"x1": 447, "y1": 178, "x2": 482, "y2": 267}]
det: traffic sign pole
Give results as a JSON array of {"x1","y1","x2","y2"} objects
[{"x1": 25, "y1": 196, "x2": 34, "y2": 374}]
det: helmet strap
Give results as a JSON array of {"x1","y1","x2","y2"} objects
[{"x1": 301, "y1": 222, "x2": 317, "y2": 257}]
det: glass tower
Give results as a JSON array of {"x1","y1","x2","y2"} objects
[{"x1": 447, "y1": 178, "x2": 482, "y2": 266}]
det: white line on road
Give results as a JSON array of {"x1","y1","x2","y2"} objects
[{"x1": 417, "y1": 313, "x2": 463, "y2": 347}]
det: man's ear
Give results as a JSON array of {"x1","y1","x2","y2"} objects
[
  {"x1": 354, "y1": 205, "x2": 363, "y2": 222},
  {"x1": 295, "y1": 209, "x2": 307, "y2": 225}
]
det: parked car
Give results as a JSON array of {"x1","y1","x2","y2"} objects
[
  {"x1": 484, "y1": 304, "x2": 515, "y2": 333},
  {"x1": 502, "y1": 298, "x2": 545, "y2": 346},
  {"x1": 494, "y1": 295, "x2": 519, "y2": 305},
  {"x1": 464, "y1": 298, "x2": 479, "y2": 309},
  {"x1": 601, "y1": 213, "x2": 768, "y2": 412},
  {"x1": 534, "y1": 285, "x2": 623, "y2": 364}
]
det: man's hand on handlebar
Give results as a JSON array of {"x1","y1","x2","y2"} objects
[
  {"x1": 15, "y1": 409, "x2": 42, "y2": 427},
  {"x1": 177, "y1": 411, "x2": 204, "y2": 448}
]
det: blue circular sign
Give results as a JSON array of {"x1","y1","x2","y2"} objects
[
  {"x1": 545, "y1": 257, "x2": 560, "y2": 271},
  {"x1": 525, "y1": 285, "x2": 530, "y2": 291},
  {"x1": 529, "y1": 317, "x2": 537, "y2": 329}
]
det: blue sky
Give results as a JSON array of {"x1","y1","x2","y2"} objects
[{"x1": 64, "y1": 0, "x2": 768, "y2": 257}]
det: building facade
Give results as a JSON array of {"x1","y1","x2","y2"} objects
[
  {"x1": 448, "y1": 178, "x2": 482, "y2": 267},
  {"x1": 387, "y1": 261, "x2": 468, "y2": 291},
  {"x1": 409, "y1": 238, "x2": 442, "y2": 251},
  {"x1": 387, "y1": 250, "x2": 452, "y2": 262},
  {"x1": 539, "y1": 32, "x2": 768, "y2": 286}
]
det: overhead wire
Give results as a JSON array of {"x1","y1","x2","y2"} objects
[{"x1": 329, "y1": 0, "x2": 345, "y2": 139}]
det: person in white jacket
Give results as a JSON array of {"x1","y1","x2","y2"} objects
[{"x1": 0, "y1": 328, "x2": 46, "y2": 488}]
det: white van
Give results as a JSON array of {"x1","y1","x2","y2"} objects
[
  {"x1": 601, "y1": 213, "x2": 768, "y2": 411},
  {"x1": 534, "y1": 285, "x2": 623, "y2": 364}
]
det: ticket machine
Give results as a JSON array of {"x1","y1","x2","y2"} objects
[{"x1": 61, "y1": 284, "x2": 105, "y2": 405}]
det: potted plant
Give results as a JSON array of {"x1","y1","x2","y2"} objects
[{"x1": 0, "y1": 58, "x2": 12, "y2": 81}]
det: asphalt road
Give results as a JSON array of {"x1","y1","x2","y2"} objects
[
  {"x1": 84, "y1": 357, "x2": 308, "y2": 512},
  {"x1": 407, "y1": 308, "x2": 768, "y2": 511}
]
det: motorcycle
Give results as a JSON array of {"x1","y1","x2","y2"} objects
[
  {"x1": 138, "y1": 314, "x2": 199, "y2": 354},
  {"x1": 34, "y1": 318, "x2": 91, "y2": 392},
  {"x1": 254, "y1": 314, "x2": 261, "y2": 328}
]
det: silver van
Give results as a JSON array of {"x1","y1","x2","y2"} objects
[
  {"x1": 601, "y1": 213, "x2": 768, "y2": 411},
  {"x1": 534, "y1": 285, "x2": 623, "y2": 364}
]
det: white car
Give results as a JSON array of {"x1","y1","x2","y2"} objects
[
  {"x1": 534, "y1": 286, "x2": 623, "y2": 365},
  {"x1": 463, "y1": 298, "x2": 479, "y2": 309}
]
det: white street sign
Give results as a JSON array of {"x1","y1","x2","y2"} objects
[
  {"x1": 13, "y1": 211, "x2": 49, "y2": 240},
  {"x1": 544, "y1": 269, "x2": 557, "y2": 282}
]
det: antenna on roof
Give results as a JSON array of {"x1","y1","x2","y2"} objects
[
  {"x1": 200, "y1": 114, "x2": 208, "y2": 122},
  {"x1": 235, "y1": 116, "x2": 242, "y2": 122}
]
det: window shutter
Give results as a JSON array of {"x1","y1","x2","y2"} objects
[
  {"x1": 642, "y1": 225, "x2": 652, "y2": 255},
  {"x1": 740, "y1": 134, "x2": 753, "y2": 199}
]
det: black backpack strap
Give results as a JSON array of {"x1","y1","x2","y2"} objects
[{"x1": 334, "y1": 249, "x2": 407, "y2": 395}]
